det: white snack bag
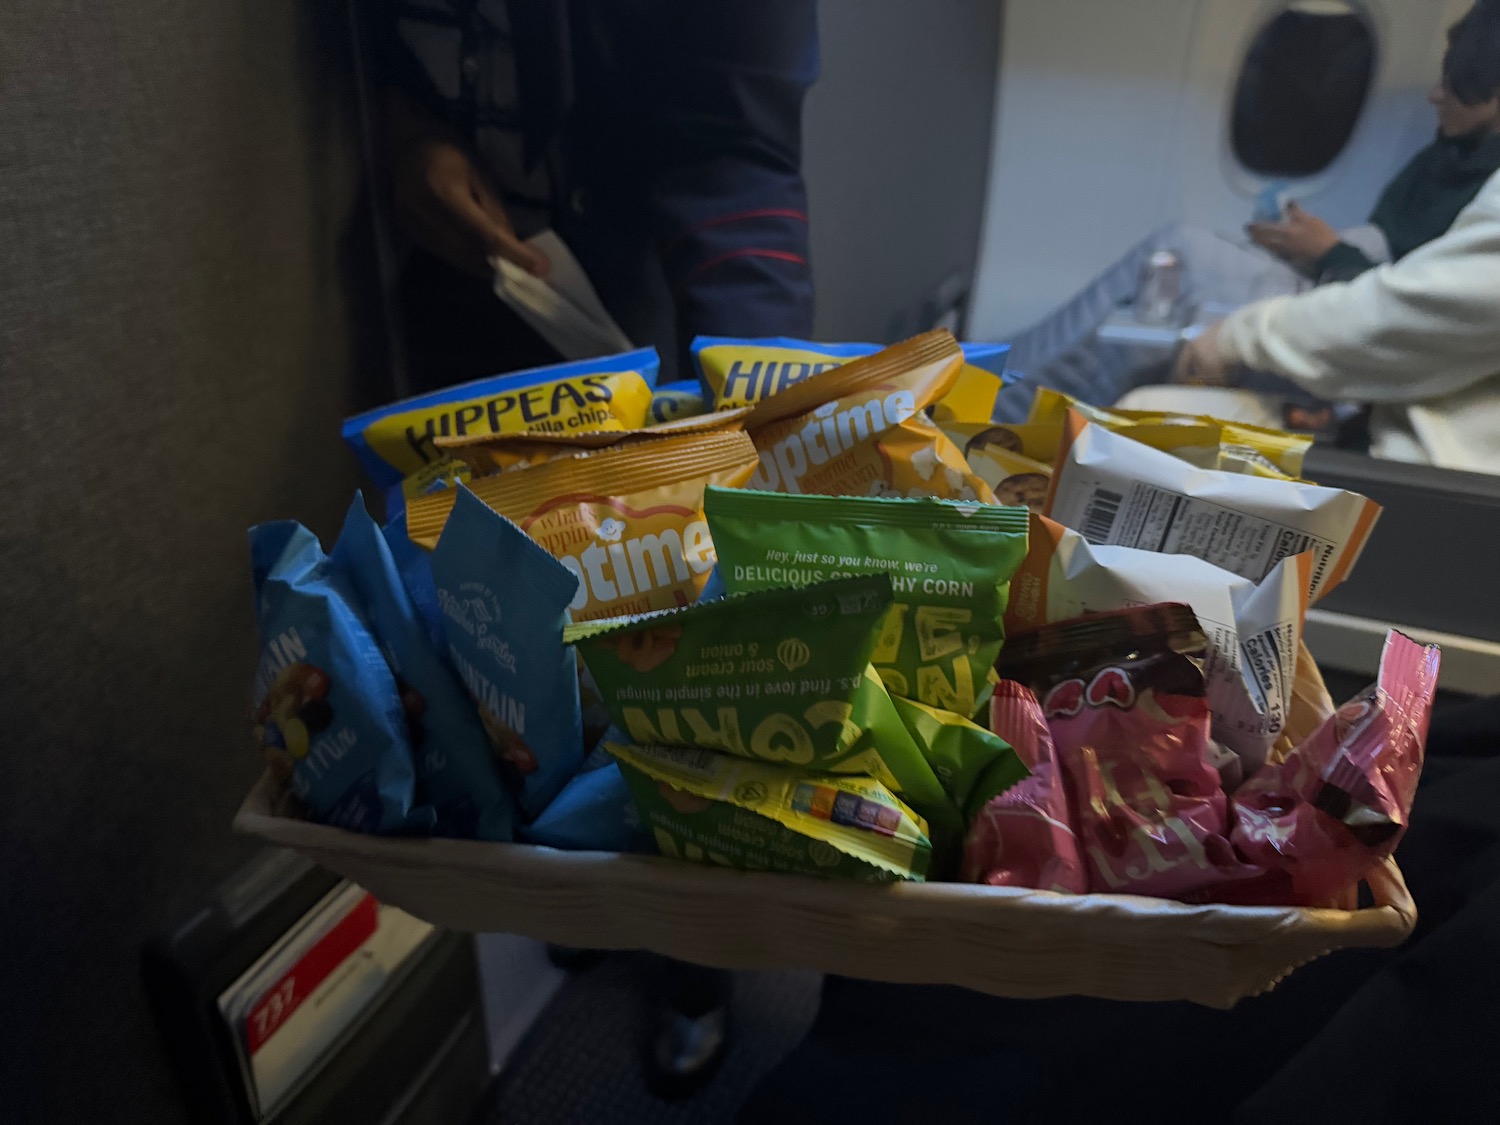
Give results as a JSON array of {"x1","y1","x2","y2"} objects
[
  {"x1": 1008, "y1": 515, "x2": 1313, "y2": 774},
  {"x1": 1045, "y1": 418, "x2": 1381, "y2": 601}
]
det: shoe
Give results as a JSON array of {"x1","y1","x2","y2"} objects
[{"x1": 642, "y1": 1003, "x2": 730, "y2": 1100}]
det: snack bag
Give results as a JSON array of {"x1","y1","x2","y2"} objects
[
  {"x1": 341, "y1": 348, "x2": 659, "y2": 491},
  {"x1": 1008, "y1": 514, "x2": 1313, "y2": 773},
  {"x1": 389, "y1": 457, "x2": 474, "y2": 518},
  {"x1": 940, "y1": 424, "x2": 1054, "y2": 510},
  {"x1": 997, "y1": 604, "x2": 1261, "y2": 899},
  {"x1": 1218, "y1": 450, "x2": 1299, "y2": 481},
  {"x1": 331, "y1": 495, "x2": 516, "y2": 840},
  {"x1": 930, "y1": 348, "x2": 1010, "y2": 426},
  {"x1": 693, "y1": 334, "x2": 1009, "y2": 418},
  {"x1": 888, "y1": 696, "x2": 1028, "y2": 823},
  {"x1": 946, "y1": 416, "x2": 1229, "y2": 513},
  {"x1": 610, "y1": 741, "x2": 931, "y2": 882},
  {"x1": 249, "y1": 522, "x2": 430, "y2": 835},
  {"x1": 705, "y1": 489, "x2": 1030, "y2": 717},
  {"x1": 1028, "y1": 387, "x2": 1313, "y2": 479},
  {"x1": 564, "y1": 576, "x2": 960, "y2": 860},
  {"x1": 519, "y1": 760, "x2": 649, "y2": 853},
  {"x1": 743, "y1": 331, "x2": 997, "y2": 502},
  {"x1": 955, "y1": 422, "x2": 1064, "y2": 466},
  {"x1": 380, "y1": 510, "x2": 445, "y2": 654},
  {"x1": 434, "y1": 407, "x2": 751, "y2": 477},
  {"x1": 962, "y1": 681, "x2": 1087, "y2": 892},
  {"x1": 651, "y1": 380, "x2": 709, "y2": 424},
  {"x1": 1222, "y1": 631, "x2": 1439, "y2": 906},
  {"x1": 430, "y1": 488, "x2": 584, "y2": 819},
  {"x1": 407, "y1": 430, "x2": 760, "y2": 622},
  {"x1": 1046, "y1": 416, "x2": 1380, "y2": 601}
]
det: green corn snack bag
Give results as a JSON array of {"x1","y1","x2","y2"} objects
[
  {"x1": 609, "y1": 742, "x2": 931, "y2": 882},
  {"x1": 564, "y1": 576, "x2": 962, "y2": 864},
  {"x1": 704, "y1": 489, "x2": 1030, "y2": 717},
  {"x1": 889, "y1": 695, "x2": 1029, "y2": 824},
  {"x1": 565, "y1": 575, "x2": 894, "y2": 768}
]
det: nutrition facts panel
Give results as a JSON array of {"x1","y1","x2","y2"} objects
[{"x1": 1066, "y1": 481, "x2": 1337, "y2": 597}]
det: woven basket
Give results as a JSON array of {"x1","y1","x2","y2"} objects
[{"x1": 234, "y1": 770, "x2": 1415, "y2": 1009}]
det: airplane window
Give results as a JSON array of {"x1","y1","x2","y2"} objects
[{"x1": 1231, "y1": 3, "x2": 1377, "y2": 178}]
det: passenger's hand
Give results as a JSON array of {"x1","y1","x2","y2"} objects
[
  {"x1": 1173, "y1": 324, "x2": 1232, "y2": 386},
  {"x1": 386, "y1": 94, "x2": 549, "y2": 279},
  {"x1": 1247, "y1": 203, "x2": 1340, "y2": 269}
]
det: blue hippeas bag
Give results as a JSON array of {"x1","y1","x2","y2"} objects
[
  {"x1": 249, "y1": 522, "x2": 432, "y2": 835},
  {"x1": 341, "y1": 349, "x2": 662, "y2": 494},
  {"x1": 649, "y1": 380, "x2": 708, "y2": 425},
  {"x1": 431, "y1": 487, "x2": 585, "y2": 820},
  {"x1": 332, "y1": 495, "x2": 517, "y2": 841},
  {"x1": 691, "y1": 336, "x2": 1010, "y2": 421}
]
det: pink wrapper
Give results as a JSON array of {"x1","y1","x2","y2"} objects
[
  {"x1": 1222, "y1": 631, "x2": 1439, "y2": 906},
  {"x1": 1052, "y1": 680, "x2": 1260, "y2": 899},
  {"x1": 998, "y1": 605, "x2": 1264, "y2": 900},
  {"x1": 962, "y1": 680, "x2": 1087, "y2": 893}
]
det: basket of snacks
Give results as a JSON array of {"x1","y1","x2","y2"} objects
[{"x1": 236, "y1": 331, "x2": 1431, "y2": 1008}]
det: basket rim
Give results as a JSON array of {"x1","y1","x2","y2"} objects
[{"x1": 235, "y1": 770, "x2": 1416, "y2": 949}]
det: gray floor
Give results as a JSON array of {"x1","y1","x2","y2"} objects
[{"x1": 480, "y1": 955, "x2": 822, "y2": 1124}]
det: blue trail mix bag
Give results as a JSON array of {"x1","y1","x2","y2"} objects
[
  {"x1": 380, "y1": 509, "x2": 446, "y2": 654},
  {"x1": 249, "y1": 522, "x2": 431, "y2": 835},
  {"x1": 431, "y1": 487, "x2": 585, "y2": 820},
  {"x1": 332, "y1": 495, "x2": 517, "y2": 841}
]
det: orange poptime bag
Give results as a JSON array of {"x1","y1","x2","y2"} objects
[
  {"x1": 744, "y1": 331, "x2": 997, "y2": 503},
  {"x1": 406, "y1": 431, "x2": 760, "y2": 621}
]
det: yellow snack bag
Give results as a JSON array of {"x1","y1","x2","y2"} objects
[
  {"x1": 434, "y1": 408, "x2": 752, "y2": 477},
  {"x1": 744, "y1": 331, "x2": 997, "y2": 502},
  {"x1": 693, "y1": 335, "x2": 1009, "y2": 416},
  {"x1": 341, "y1": 350, "x2": 659, "y2": 491},
  {"x1": 1120, "y1": 422, "x2": 1223, "y2": 470},
  {"x1": 1119, "y1": 413, "x2": 1313, "y2": 478},
  {"x1": 928, "y1": 362, "x2": 1007, "y2": 426},
  {"x1": 1024, "y1": 388, "x2": 1222, "y2": 468},
  {"x1": 406, "y1": 430, "x2": 760, "y2": 620},
  {"x1": 1027, "y1": 386, "x2": 1312, "y2": 478}
]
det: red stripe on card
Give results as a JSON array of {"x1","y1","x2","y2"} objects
[{"x1": 246, "y1": 893, "x2": 379, "y2": 1054}]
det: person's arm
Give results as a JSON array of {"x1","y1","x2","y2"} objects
[
  {"x1": 1214, "y1": 176, "x2": 1500, "y2": 404},
  {"x1": 384, "y1": 90, "x2": 549, "y2": 278},
  {"x1": 362, "y1": 1, "x2": 547, "y2": 279},
  {"x1": 1312, "y1": 240, "x2": 1379, "y2": 284},
  {"x1": 1247, "y1": 203, "x2": 1343, "y2": 274}
]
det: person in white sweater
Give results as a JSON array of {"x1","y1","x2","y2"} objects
[{"x1": 1121, "y1": 170, "x2": 1500, "y2": 475}]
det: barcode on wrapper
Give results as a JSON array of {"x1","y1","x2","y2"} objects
[{"x1": 1081, "y1": 489, "x2": 1124, "y2": 542}]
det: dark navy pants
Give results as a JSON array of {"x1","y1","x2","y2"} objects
[{"x1": 398, "y1": 0, "x2": 818, "y2": 390}]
